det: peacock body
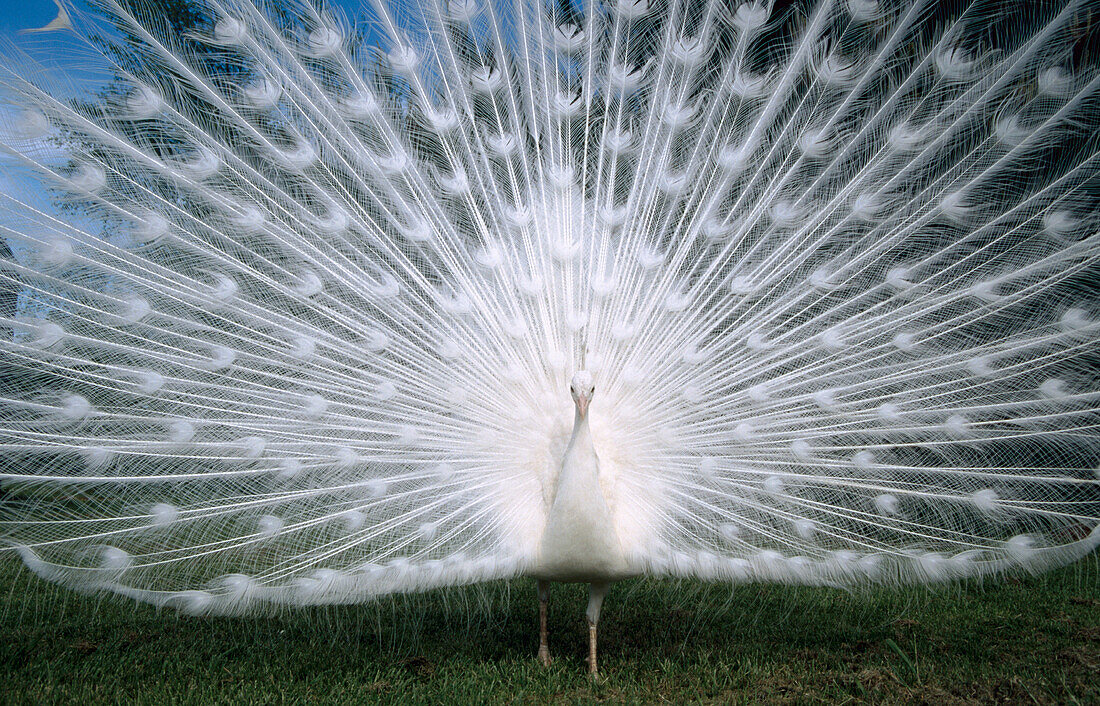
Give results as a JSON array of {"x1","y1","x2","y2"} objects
[{"x1": 1, "y1": 0, "x2": 1098, "y2": 669}]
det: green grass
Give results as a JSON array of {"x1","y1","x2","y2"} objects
[{"x1": 1, "y1": 557, "x2": 1097, "y2": 705}]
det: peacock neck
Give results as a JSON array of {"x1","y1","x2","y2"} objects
[
  {"x1": 557, "y1": 410, "x2": 594, "y2": 490},
  {"x1": 570, "y1": 409, "x2": 590, "y2": 446}
]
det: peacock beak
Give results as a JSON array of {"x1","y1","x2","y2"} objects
[{"x1": 576, "y1": 395, "x2": 589, "y2": 418}]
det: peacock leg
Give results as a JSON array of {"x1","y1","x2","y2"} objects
[
  {"x1": 537, "y1": 580, "x2": 551, "y2": 666},
  {"x1": 585, "y1": 582, "x2": 610, "y2": 676}
]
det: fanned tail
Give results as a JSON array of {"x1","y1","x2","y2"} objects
[{"x1": 0, "y1": 0, "x2": 1097, "y2": 614}]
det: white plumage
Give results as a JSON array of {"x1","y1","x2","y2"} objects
[{"x1": 1, "y1": 0, "x2": 1099, "y2": 673}]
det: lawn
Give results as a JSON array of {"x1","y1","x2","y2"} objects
[{"x1": 1, "y1": 557, "x2": 1096, "y2": 704}]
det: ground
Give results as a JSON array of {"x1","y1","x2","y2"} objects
[{"x1": 0, "y1": 557, "x2": 1096, "y2": 704}]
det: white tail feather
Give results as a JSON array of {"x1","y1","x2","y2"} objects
[{"x1": 0, "y1": 0, "x2": 1098, "y2": 615}]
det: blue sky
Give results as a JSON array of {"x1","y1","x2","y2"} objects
[
  {"x1": 0, "y1": 0, "x2": 388, "y2": 30},
  {"x1": 0, "y1": 1, "x2": 60, "y2": 38},
  {"x1": 0, "y1": 1, "x2": 318, "y2": 280},
  {"x1": 0, "y1": 0, "x2": 382, "y2": 213},
  {"x1": 0, "y1": 1, "x2": 377, "y2": 45}
]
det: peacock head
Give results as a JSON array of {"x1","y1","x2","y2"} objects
[{"x1": 570, "y1": 371, "x2": 596, "y2": 418}]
